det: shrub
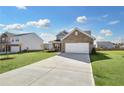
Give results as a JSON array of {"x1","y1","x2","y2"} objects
[{"x1": 91, "y1": 47, "x2": 96, "y2": 54}]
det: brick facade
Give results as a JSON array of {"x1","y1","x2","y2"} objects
[{"x1": 61, "y1": 29, "x2": 94, "y2": 53}]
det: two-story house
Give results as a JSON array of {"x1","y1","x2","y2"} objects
[
  {"x1": 0, "y1": 32, "x2": 44, "y2": 53},
  {"x1": 49, "y1": 28, "x2": 95, "y2": 53}
]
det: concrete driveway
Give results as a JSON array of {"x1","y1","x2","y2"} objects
[{"x1": 0, "y1": 53, "x2": 94, "y2": 86}]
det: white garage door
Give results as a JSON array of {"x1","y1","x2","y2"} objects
[
  {"x1": 65, "y1": 43, "x2": 89, "y2": 53},
  {"x1": 11, "y1": 46, "x2": 20, "y2": 52}
]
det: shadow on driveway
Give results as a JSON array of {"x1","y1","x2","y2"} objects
[{"x1": 58, "y1": 53, "x2": 90, "y2": 63}]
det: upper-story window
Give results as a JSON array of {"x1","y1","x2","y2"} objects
[
  {"x1": 12, "y1": 39, "x2": 14, "y2": 42},
  {"x1": 11, "y1": 38, "x2": 19, "y2": 42},
  {"x1": 2, "y1": 38, "x2": 5, "y2": 41},
  {"x1": 16, "y1": 39, "x2": 19, "y2": 42},
  {"x1": 1, "y1": 37, "x2": 7, "y2": 43},
  {"x1": 75, "y1": 31, "x2": 78, "y2": 36}
]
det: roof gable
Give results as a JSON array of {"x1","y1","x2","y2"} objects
[
  {"x1": 2, "y1": 32, "x2": 15, "y2": 37},
  {"x1": 62, "y1": 28, "x2": 95, "y2": 40}
]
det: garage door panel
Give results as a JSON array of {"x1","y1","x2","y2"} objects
[{"x1": 65, "y1": 43, "x2": 89, "y2": 53}]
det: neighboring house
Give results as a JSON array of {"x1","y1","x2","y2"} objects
[
  {"x1": 96, "y1": 41, "x2": 115, "y2": 49},
  {"x1": 0, "y1": 32, "x2": 44, "y2": 53},
  {"x1": 120, "y1": 45, "x2": 124, "y2": 49},
  {"x1": 50, "y1": 27, "x2": 95, "y2": 53},
  {"x1": 114, "y1": 43, "x2": 124, "y2": 49}
]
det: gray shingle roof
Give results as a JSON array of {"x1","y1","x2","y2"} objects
[{"x1": 14, "y1": 33, "x2": 33, "y2": 36}]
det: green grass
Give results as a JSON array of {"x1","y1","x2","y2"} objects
[
  {"x1": 91, "y1": 51, "x2": 124, "y2": 86},
  {"x1": 0, "y1": 51, "x2": 56, "y2": 74}
]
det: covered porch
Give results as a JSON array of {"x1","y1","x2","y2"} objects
[{"x1": 50, "y1": 40, "x2": 61, "y2": 52}]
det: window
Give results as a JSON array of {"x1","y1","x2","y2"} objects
[
  {"x1": 12, "y1": 39, "x2": 14, "y2": 42},
  {"x1": 2, "y1": 38, "x2": 5, "y2": 41},
  {"x1": 16, "y1": 39, "x2": 19, "y2": 42},
  {"x1": 75, "y1": 31, "x2": 78, "y2": 36},
  {"x1": 1, "y1": 37, "x2": 6, "y2": 42}
]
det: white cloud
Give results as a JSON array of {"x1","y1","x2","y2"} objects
[
  {"x1": 96, "y1": 35, "x2": 104, "y2": 41},
  {"x1": 108, "y1": 20, "x2": 120, "y2": 25},
  {"x1": 94, "y1": 35, "x2": 104, "y2": 45},
  {"x1": 27, "y1": 21, "x2": 37, "y2": 26},
  {"x1": 0, "y1": 24, "x2": 5, "y2": 28},
  {"x1": 16, "y1": 6, "x2": 27, "y2": 10},
  {"x1": 100, "y1": 29, "x2": 112, "y2": 36},
  {"x1": 3, "y1": 24, "x2": 25, "y2": 31},
  {"x1": 40, "y1": 33, "x2": 56, "y2": 43},
  {"x1": 27, "y1": 19, "x2": 50, "y2": 28},
  {"x1": 0, "y1": 18, "x2": 51, "y2": 31},
  {"x1": 76, "y1": 16, "x2": 87, "y2": 23},
  {"x1": 94, "y1": 29, "x2": 112, "y2": 43}
]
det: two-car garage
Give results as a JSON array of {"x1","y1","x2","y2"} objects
[
  {"x1": 65, "y1": 43, "x2": 89, "y2": 53},
  {"x1": 61, "y1": 28, "x2": 94, "y2": 54}
]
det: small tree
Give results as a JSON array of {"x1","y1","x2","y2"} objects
[
  {"x1": 91, "y1": 47, "x2": 96, "y2": 55},
  {"x1": 5, "y1": 44, "x2": 9, "y2": 59}
]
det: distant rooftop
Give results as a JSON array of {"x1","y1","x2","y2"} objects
[
  {"x1": 0, "y1": 32, "x2": 34, "y2": 37},
  {"x1": 56, "y1": 30, "x2": 68, "y2": 36}
]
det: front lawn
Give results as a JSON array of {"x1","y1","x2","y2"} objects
[
  {"x1": 0, "y1": 51, "x2": 56, "y2": 74},
  {"x1": 91, "y1": 51, "x2": 124, "y2": 86}
]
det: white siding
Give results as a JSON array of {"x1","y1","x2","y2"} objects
[
  {"x1": 10, "y1": 33, "x2": 43, "y2": 52},
  {"x1": 19, "y1": 34, "x2": 43, "y2": 51}
]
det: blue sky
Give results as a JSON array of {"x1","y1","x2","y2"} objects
[{"x1": 0, "y1": 6, "x2": 124, "y2": 43}]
